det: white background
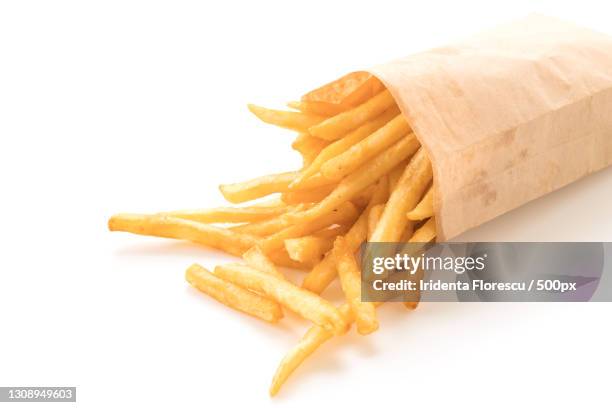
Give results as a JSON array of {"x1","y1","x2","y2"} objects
[{"x1": 1, "y1": 1, "x2": 611, "y2": 407}]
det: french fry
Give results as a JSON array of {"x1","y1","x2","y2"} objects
[
  {"x1": 185, "y1": 264, "x2": 283, "y2": 323},
  {"x1": 408, "y1": 217, "x2": 437, "y2": 243},
  {"x1": 230, "y1": 205, "x2": 311, "y2": 236},
  {"x1": 292, "y1": 133, "x2": 330, "y2": 166},
  {"x1": 231, "y1": 217, "x2": 288, "y2": 236},
  {"x1": 370, "y1": 148, "x2": 432, "y2": 242},
  {"x1": 281, "y1": 183, "x2": 336, "y2": 204},
  {"x1": 400, "y1": 222, "x2": 415, "y2": 242},
  {"x1": 350, "y1": 184, "x2": 376, "y2": 209},
  {"x1": 220, "y1": 171, "x2": 297, "y2": 204},
  {"x1": 291, "y1": 107, "x2": 399, "y2": 188},
  {"x1": 388, "y1": 159, "x2": 407, "y2": 192},
  {"x1": 287, "y1": 101, "x2": 343, "y2": 117},
  {"x1": 332, "y1": 237, "x2": 378, "y2": 335},
  {"x1": 214, "y1": 264, "x2": 347, "y2": 334},
  {"x1": 243, "y1": 246, "x2": 285, "y2": 279},
  {"x1": 284, "y1": 236, "x2": 334, "y2": 264},
  {"x1": 229, "y1": 205, "x2": 310, "y2": 236},
  {"x1": 269, "y1": 303, "x2": 350, "y2": 396},
  {"x1": 270, "y1": 300, "x2": 386, "y2": 396},
  {"x1": 161, "y1": 205, "x2": 289, "y2": 224},
  {"x1": 320, "y1": 117, "x2": 413, "y2": 181},
  {"x1": 285, "y1": 136, "x2": 420, "y2": 225},
  {"x1": 108, "y1": 214, "x2": 258, "y2": 257},
  {"x1": 261, "y1": 201, "x2": 359, "y2": 254},
  {"x1": 367, "y1": 204, "x2": 385, "y2": 241},
  {"x1": 248, "y1": 104, "x2": 325, "y2": 132},
  {"x1": 308, "y1": 90, "x2": 397, "y2": 141},
  {"x1": 302, "y1": 178, "x2": 389, "y2": 293},
  {"x1": 251, "y1": 197, "x2": 285, "y2": 207},
  {"x1": 311, "y1": 223, "x2": 351, "y2": 239},
  {"x1": 288, "y1": 172, "x2": 336, "y2": 191},
  {"x1": 268, "y1": 248, "x2": 313, "y2": 270},
  {"x1": 302, "y1": 72, "x2": 385, "y2": 112},
  {"x1": 406, "y1": 186, "x2": 434, "y2": 221}
]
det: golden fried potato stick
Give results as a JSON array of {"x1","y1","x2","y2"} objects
[
  {"x1": 248, "y1": 104, "x2": 326, "y2": 132},
  {"x1": 291, "y1": 107, "x2": 399, "y2": 188},
  {"x1": 302, "y1": 178, "x2": 389, "y2": 293},
  {"x1": 406, "y1": 186, "x2": 433, "y2": 221},
  {"x1": 185, "y1": 264, "x2": 283, "y2": 323},
  {"x1": 399, "y1": 220, "x2": 436, "y2": 308},
  {"x1": 292, "y1": 133, "x2": 330, "y2": 166},
  {"x1": 268, "y1": 248, "x2": 313, "y2": 270},
  {"x1": 320, "y1": 117, "x2": 413, "y2": 181},
  {"x1": 287, "y1": 172, "x2": 336, "y2": 191},
  {"x1": 332, "y1": 237, "x2": 378, "y2": 335},
  {"x1": 285, "y1": 136, "x2": 420, "y2": 225},
  {"x1": 388, "y1": 159, "x2": 408, "y2": 192},
  {"x1": 231, "y1": 217, "x2": 288, "y2": 236},
  {"x1": 301, "y1": 72, "x2": 384, "y2": 111},
  {"x1": 219, "y1": 171, "x2": 297, "y2": 204},
  {"x1": 370, "y1": 148, "x2": 432, "y2": 242},
  {"x1": 270, "y1": 299, "x2": 387, "y2": 396},
  {"x1": 281, "y1": 183, "x2": 336, "y2": 204},
  {"x1": 284, "y1": 236, "x2": 334, "y2": 264},
  {"x1": 367, "y1": 203, "x2": 385, "y2": 241},
  {"x1": 287, "y1": 101, "x2": 345, "y2": 117},
  {"x1": 214, "y1": 264, "x2": 347, "y2": 334},
  {"x1": 408, "y1": 217, "x2": 436, "y2": 243},
  {"x1": 161, "y1": 205, "x2": 289, "y2": 224},
  {"x1": 269, "y1": 303, "x2": 350, "y2": 396},
  {"x1": 308, "y1": 90, "x2": 396, "y2": 141},
  {"x1": 403, "y1": 265, "x2": 423, "y2": 310},
  {"x1": 243, "y1": 246, "x2": 285, "y2": 279},
  {"x1": 230, "y1": 204, "x2": 309, "y2": 236},
  {"x1": 400, "y1": 222, "x2": 415, "y2": 242},
  {"x1": 350, "y1": 184, "x2": 376, "y2": 209},
  {"x1": 108, "y1": 214, "x2": 258, "y2": 257},
  {"x1": 261, "y1": 201, "x2": 359, "y2": 254}
]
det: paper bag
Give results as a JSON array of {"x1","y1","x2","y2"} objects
[{"x1": 367, "y1": 15, "x2": 612, "y2": 240}]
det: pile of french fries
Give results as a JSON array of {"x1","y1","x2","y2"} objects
[{"x1": 109, "y1": 72, "x2": 436, "y2": 396}]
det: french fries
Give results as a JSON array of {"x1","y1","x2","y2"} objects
[
  {"x1": 287, "y1": 100, "x2": 345, "y2": 117},
  {"x1": 248, "y1": 104, "x2": 326, "y2": 132},
  {"x1": 214, "y1": 263, "x2": 347, "y2": 335},
  {"x1": 108, "y1": 213, "x2": 258, "y2": 257},
  {"x1": 280, "y1": 183, "x2": 336, "y2": 204},
  {"x1": 301, "y1": 72, "x2": 385, "y2": 112},
  {"x1": 367, "y1": 203, "x2": 385, "y2": 241},
  {"x1": 291, "y1": 107, "x2": 399, "y2": 188},
  {"x1": 409, "y1": 217, "x2": 437, "y2": 243},
  {"x1": 332, "y1": 237, "x2": 378, "y2": 335},
  {"x1": 309, "y1": 90, "x2": 397, "y2": 140},
  {"x1": 162, "y1": 205, "x2": 289, "y2": 224},
  {"x1": 370, "y1": 148, "x2": 432, "y2": 242},
  {"x1": 186, "y1": 264, "x2": 283, "y2": 323},
  {"x1": 320, "y1": 116, "x2": 412, "y2": 181},
  {"x1": 302, "y1": 177, "x2": 389, "y2": 293},
  {"x1": 109, "y1": 75, "x2": 441, "y2": 397},
  {"x1": 292, "y1": 133, "x2": 330, "y2": 166},
  {"x1": 284, "y1": 235, "x2": 334, "y2": 264},
  {"x1": 261, "y1": 201, "x2": 359, "y2": 254},
  {"x1": 243, "y1": 246, "x2": 285, "y2": 279},
  {"x1": 406, "y1": 186, "x2": 434, "y2": 221},
  {"x1": 269, "y1": 304, "x2": 350, "y2": 396},
  {"x1": 284, "y1": 136, "x2": 420, "y2": 225},
  {"x1": 219, "y1": 171, "x2": 297, "y2": 204}
]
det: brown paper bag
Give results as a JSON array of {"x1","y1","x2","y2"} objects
[{"x1": 366, "y1": 15, "x2": 612, "y2": 241}]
